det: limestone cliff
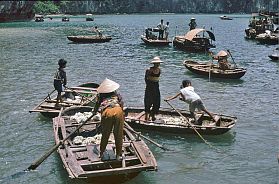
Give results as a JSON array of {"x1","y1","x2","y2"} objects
[
  {"x1": 0, "y1": 1, "x2": 35, "y2": 22},
  {"x1": 60, "y1": 0, "x2": 277, "y2": 14}
]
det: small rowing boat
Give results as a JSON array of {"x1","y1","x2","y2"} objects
[
  {"x1": 29, "y1": 82, "x2": 99, "y2": 118},
  {"x1": 183, "y1": 60, "x2": 246, "y2": 79},
  {"x1": 125, "y1": 107, "x2": 237, "y2": 135},
  {"x1": 67, "y1": 36, "x2": 112, "y2": 43},
  {"x1": 53, "y1": 106, "x2": 157, "y2": 182}
]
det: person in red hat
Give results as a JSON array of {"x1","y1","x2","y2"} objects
[{"x1": 93, "y1": 78, "x2": 124, "y2": 160}]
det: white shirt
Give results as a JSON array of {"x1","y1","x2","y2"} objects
[{"x1": 180, "y1": 86, "x2": 200, "y2": 103}]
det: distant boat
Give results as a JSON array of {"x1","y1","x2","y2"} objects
[
  {"x1": 268, "y1": 48, "x2": 279, "y2": 61},
  {"x1": 86, "y1": 14, "x2": 94, "y2": 21},
  {"x1": 35, "y1": 15, "x2": 44, "y2": 22},
  {"x1": 255, "y1": 31, "x2": 279, "y2": 45},
  {"x1": 220, "y1": 15, "x2": 233, "y2": 20},
  {"x1": 67, "y1": 36, "x2": 112, "y2": 43},
  {"x1": 62, "y1": 17, "x2": 69, "y2": 22}
]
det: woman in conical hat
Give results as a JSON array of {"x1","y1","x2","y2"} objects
[
  {"x1": 93, "y1": 78, "x2": 124, "y2": 160},
  {"x1": 144, "y1": 56, "x2": 164, "y2": 121},
  {"x1": 214, "y1": 50, "x2": 230, "y2": 70}
]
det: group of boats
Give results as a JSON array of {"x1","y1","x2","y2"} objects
[
  {"x1": 245, "y1": 13, "x2": 279, "y2": 45},
  {"x1": 35, "y1": 14, "x2": 94, "y2": 22},
  {"x1": 29, "y1": 80, "x2": 237, "y2": 182}
]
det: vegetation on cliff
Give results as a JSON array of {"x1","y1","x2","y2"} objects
[{"x1": 32, "y1": 0, "x2": 278, "y2": 15}]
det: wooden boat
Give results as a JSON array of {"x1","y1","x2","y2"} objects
[
  {"x1": 245, "y1": 13, "x2": 275, "y2": 39},
  {"x1": 220, "y1": 16, "x2": 233, "y2": 20},
  {"x1": 125, "y1": 107, "x2": 237, "y2": 135},
  {"x1": 173, "y1": 28, "x2": 216, "y2": 52},
  {"x1": 268, "y1": 54, "x2": 279, "y2": 61},
  {"x1": 141, "y1": 27, "x2": 171, "y2": 46},
  {"x1": 29, "y1": 82, "x2": 99, "y2": 118},
  {"x1": 183, "y1": 60, "x2": 246, "y2": 79},
  {"x1": 53, "y1": 106, "x2": 157, "y2": 181},
  {"x1": 255, "y1": 33, "x2": 279, "y2": 45},
  {"x1": 141, "y1": 36, "x2": 171, "y2": 46},
  {"x1": 35, "y1": 15, "x2": 44, "y2": 22},
  {"x1": 67, "y1": 36, "x2": 112, "y2": 43},
  {"x1": 62, "y1": 17, "x2": 69, "y2": 22}
]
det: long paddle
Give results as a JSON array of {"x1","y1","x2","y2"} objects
[
  {"x1": 124, "y1": 122, "x2": 171, "y2": 151},
  {"x1": 164, "y1": 100, "x2": 216, "y2": 150},
  {"x1": 227, "y1": 49, "x2": 237, "y2": 68},
  {"x1": 26, "y1": 110, "x2": 96, "y2": 171}
]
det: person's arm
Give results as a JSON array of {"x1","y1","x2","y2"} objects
[
  {"x1": 92, "y1": 94, "x2": 101, "y2": 114},
  {"x1": 164, "y1": 92, "x2": 181, "y2": 101},
  {"x1": 63, "y1": 71, "x2": 67, "y2": 86},
  {"x1": 144, "y1": 69, "x2": 150, "y2": 83}
]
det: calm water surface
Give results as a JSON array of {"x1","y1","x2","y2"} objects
[{"x1": 0, "y1": 14, "x2": 278, "y2": 184}]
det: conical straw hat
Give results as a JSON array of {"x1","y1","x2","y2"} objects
[
  {"x1": 150, "y1": 56, "x2": 164, "y2": 64},
  {"x1": 216, "y1": 50, "x2": 228, "y2": 57},
  {"x1": 97, "y1": 78, "x2": 120, "y2": 93}
]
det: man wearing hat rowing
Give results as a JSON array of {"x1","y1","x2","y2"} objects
[
  {"x1": 188, "y1": 17, "x2": 197, "y2": 30},
  {"x1": 144, "y1": 56, "x2": 163, "y2": 121},
  {"x1": 93, "y1": 78, "x2": 124, "y2": 160}
]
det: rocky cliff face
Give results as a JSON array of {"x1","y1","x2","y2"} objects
[
  {"x1": 61, "y1": 0, "x2": 277, "y2": 14},
  {"x1": 0, "y1": 1, "x2": 35, "y2": 22}
]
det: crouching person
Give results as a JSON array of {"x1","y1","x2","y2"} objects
[{"x1": 164, "y1": 79, "x2": 219, "y2": 126}]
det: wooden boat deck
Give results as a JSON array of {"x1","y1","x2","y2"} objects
[
  {"x1": 29, "y1": 83, "x2": 98, "y2": 118},
  {"x1": 125, "y1": 107, "x2": 237, "y2": 135},
  {"x1": 53, "y1": 107, "x2": 157, "y2": 180}
]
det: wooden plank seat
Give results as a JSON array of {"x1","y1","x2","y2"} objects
[{"x1": 45, "y1": 99, "x2": 83, "y2": 105}]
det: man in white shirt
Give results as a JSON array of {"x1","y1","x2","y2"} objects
[
  {"x1": 157, "y1": 19, "x2": 165, "y2": 40},
  {"x1": 165, "y1": 80, "x2": 218, "y2": 125}
]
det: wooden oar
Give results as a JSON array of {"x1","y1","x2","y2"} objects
[
  {"x1": 124, "y1": 122, "x2": 171, "y2": 151},
  {"x1": 164, "y1": 100, "x2": 216, "y2": 150},
  {"x1": 227, "y1": 49, "x2": 237, "y2": 68},
  {"x1": 26, "y1": 110, "x2": 96, "y2": 171}
]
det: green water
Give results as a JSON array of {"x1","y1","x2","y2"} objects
[{"x1": 0, "y1": 14, "x2": 278, "y2": 184}]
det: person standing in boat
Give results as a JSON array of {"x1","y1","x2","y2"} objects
[
  {"x1": 164, "y1": 21, "x2": 170, "y2": 40},
  {"x1": 164, "y1": 80, "x2": 219, "y2": 125},
  {"x1": 188, "y1": 18, "x2": 197, "y2": 30},
  {"x1": 93, "y1": 26, "x2": 102, "y2": 37},
  {"x1": 93, "y1": 78, "x2": 124, "y2": 161},
  {"x1": 53, "y1": 59, "x2": 67, "y2": 107},
  {"x1": 157, "y1": 19, "x2": 165, "y2": 40},
  {"x1": 144, "y1": 56, "x2": 163, "y2": 121}
]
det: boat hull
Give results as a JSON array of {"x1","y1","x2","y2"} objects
[
  {"x1": 53, "y1": 106, "x2": 157, "y2": 180},
  {"x1": 268, "y1": 55, "x2": 279, "y2": 61},
  {"x1": 67, "y1": 36, "x2": 112, "y2": 43},
  {"x1": 29, "y1": 82, "x2": 99, "y2": 118},
  {"x1": 183, "y1": 60, "x2": 246, "y2": 79},
  {"x1": 141, "y1": 36, "x2": 171, "y2": 46},
  {"x1": 173, "y1": 38, "x2": 215, "y2": 52},
  {"x1": 125, "y1": 107, "x2": 237, "y2": 135}
]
